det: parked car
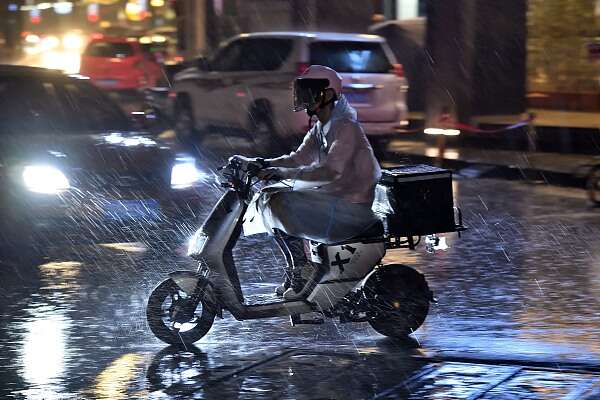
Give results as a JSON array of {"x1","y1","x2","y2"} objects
[
  {"x1": 169, "y1": 32, "x2": 409, "y2": 144},
  {"x1": 80, "y1": 36, "x2": 164, "y2": 91},
  {"x1": 0, "y1": 65, "x2": 206, "y2": 260}
]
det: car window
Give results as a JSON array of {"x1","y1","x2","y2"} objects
[
  {"x1": 0, "y1": 77, "x2": 70, "y2": 133},
  {"x1": 239, "y1": 39, "x2": 293, "y2": 71},
  {"x1": 310, "y1": 41, "x2": 392, "y2": 73},
  {"x1": 57, "y1": 81, "x2": 132, "y2": 132},
  {"x1": 84, "y1": 42, "x2": 134, "y2": 58},
  {"x1": 210, "y1": 38, "x2": 292, "y2": 72},
  {"x1": 210, "y1": 40, "x2": 243, "y2": 71}
]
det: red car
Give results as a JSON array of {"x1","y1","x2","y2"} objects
[{"x1": 80, "y1": 36, "x2": 163, "y2": 90}]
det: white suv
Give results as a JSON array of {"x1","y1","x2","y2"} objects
[{"x1": 170, "y1": 32, "x2": 408, "y2": 144}]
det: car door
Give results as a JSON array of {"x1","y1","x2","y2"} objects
[
  {"x1": 186, "y1": 39, "x2": 244, "y2": 127},
  {"x1": 225, "y1": 38, "x2": 296, "y2": 129},
  {"x1": 195, "y1": 37, "x2": 294, "y2": 129}
]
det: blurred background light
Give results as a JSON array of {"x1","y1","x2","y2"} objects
[
  {"x1": 53, "y1": 1, "x2": 73, "y2": 15},
  {"x1": 87, "y1": 3, "x2": 99, "y2": 23},
  {"x1": 37, "y1": 3, "x2": 53, "y2": 10}
]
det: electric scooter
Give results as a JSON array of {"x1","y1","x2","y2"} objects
[{"x1": 146, "y1": 159, "x2": 458, "y2": 345}]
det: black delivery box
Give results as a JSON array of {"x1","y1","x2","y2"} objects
[{"x1": 379, "y1": 165, "x2": 456, "y2": 236}]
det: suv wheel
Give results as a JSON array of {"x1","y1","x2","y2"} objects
[
  {"x1": 174, "y1": 100, "x2": 199, "y2": 143},
  {"x1": 249, "y1": 102, "x2": 283, "y2": 155}
]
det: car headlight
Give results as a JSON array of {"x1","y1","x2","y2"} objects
[
  {"x1": 63, "y1": 33, "x2": 84, "y2": 50},
  {"x1": 23, "y1": 165, "x2": 70, "y2": 194},
  {"x1": 170, "y1": 162, "x2": 205, "y2": 189}
]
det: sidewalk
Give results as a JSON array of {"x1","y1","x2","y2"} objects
[
  {"x1": 386, "y1": 138, "x2": 598, "y2": 185},
  {"x1": 408, "y1": 108, "x2": 600, "y2": 129}
]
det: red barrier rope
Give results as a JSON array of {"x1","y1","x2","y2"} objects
[
  {"x1": 393, "y1": 114, "x2": 535, "y2": 135},
  {"x1": 438, "y1": 113, "x2": 535, "y2": 134}
]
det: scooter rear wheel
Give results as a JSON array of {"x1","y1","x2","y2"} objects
[
  {"x1": 147, "y1": 278, "x2": 216, "y2": 345},
  {"x1": 365, "y1": 264, "x2": 431, "y2": 338}
]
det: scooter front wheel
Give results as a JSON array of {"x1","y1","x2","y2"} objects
[
  {"x1": 147, "y1": 278, "x2": 216, "y2": 345},
  {"x1": 365, "y1": 264, "x2": 432, "y2": 338}
]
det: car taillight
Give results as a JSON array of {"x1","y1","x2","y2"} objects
[
  {"x1": 391, "y1": 63, "x2": 404, "y2": 78},
  {"x1": 296, "y1": 63, "x2": 309, "y2": 75}
]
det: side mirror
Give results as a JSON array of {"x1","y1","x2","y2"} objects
[{"x1": 195, "y1": 55, "x2": 210, "y2": 71}]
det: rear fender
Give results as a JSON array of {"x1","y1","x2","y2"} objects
[{"x1": 168, "y1": 270, "x2": 222, "y2": 318}]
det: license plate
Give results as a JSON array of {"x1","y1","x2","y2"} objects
[
  {"x1": 345, "y1": 92, "x2": 370, "y2": 104},
  {"x1": 96, "y1": 79, "x2": 119, "y2": 87},
  {"x1": 104, "y1": 199, "x2": 160, "y2": 220}
]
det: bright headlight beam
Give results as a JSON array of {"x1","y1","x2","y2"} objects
[
  {"x1": 63, "y1": 33, "x2": 84, "y2": 50},
  {"x1": 23, "y1": 165, "x2": 70, "y2": 194},
  {"x1": 170, "y1": 163, "x2": 205, "y2": 189}
]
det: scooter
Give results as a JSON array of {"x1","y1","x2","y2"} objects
[{"x1": 146, "y1": 159, "x2": 453, "y2": 345}]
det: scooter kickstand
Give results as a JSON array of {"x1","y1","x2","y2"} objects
[{"x1": 290, "y1": 313, "x2": 324, "y2": 326}]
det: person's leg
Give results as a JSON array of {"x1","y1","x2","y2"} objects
[
  {"x1": 273, "y1": 230, "x2": 310, "y2": 297},
  {"x1": 264, "y1": 190, "x2": 378, "y2": 244},
  {"x1": 272, "y1": 230, "x2": 293, "y2": 296}
]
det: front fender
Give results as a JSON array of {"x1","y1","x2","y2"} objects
[{"x1": 168, "y1": 270, "x2": 221, "y2": 318}]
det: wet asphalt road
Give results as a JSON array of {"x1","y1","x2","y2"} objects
[{"x1": 2, "y1": 136, "x2": 600, "y2": 399}]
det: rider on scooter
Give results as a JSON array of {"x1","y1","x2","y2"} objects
[{"x1": 233, "y1": 65, "x2": 381, "y2": 300}]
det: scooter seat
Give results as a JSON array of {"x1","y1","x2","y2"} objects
[{"x1": 349, "y1": 220, "x2": 385, "y2": 240}]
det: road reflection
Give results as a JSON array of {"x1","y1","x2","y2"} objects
[
  {"x1": 92, "y1": 353, "x2": 148, "y2": 399},
  {"x1": 15, "y1": 261, "x2": 81, "y2": 399},
  {"x1": 21, "y1": 313, "x2": 71, "y2": 399}
]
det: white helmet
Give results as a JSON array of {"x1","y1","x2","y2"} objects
[{"x1": 293, "y1": 65, "x2": 342, "y2": 112}]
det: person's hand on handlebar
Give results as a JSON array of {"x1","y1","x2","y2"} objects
[{"x1": 228, "y1": 155, "x2": 268, "y2": 170}]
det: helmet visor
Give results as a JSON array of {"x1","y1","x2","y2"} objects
[{"x1": 293, "y1": 78, "x2": 329, "y2": 112}]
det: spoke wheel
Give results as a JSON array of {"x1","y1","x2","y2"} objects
[
  {"x1": 365, "y1": 264, "x2": 432, "y2": 338},
  {"x1": 147, "y1": 345, "x2": 209, "y2": 392},
  {"x1": 147, "y1": 278, "x2": 215, "y2": 345}
]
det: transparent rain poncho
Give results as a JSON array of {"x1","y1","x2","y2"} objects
[{"x1": 243, "y1": 96, "x2": 382, "y2": 244}]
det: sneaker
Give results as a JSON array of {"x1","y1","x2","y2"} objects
[
  {"x1": 275, "y1": 280, "x2": 289, "y2": 297},
  {"x1": 290, "y1": 264, "x2": 309, "y2": 293},
  {"x1": 283, "y1": 287, "x2": 304, "y2": 300},
  {"x1": 283, "y1": 263, "x2": 317, "y2": 300}
]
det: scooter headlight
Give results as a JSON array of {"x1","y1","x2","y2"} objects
[
  {"x1": 22, "y1": 165, "x2": 70, "y2": 194},
  {"x1": 187, "y1": 231, "x2": 209, "y2": 257},
  {"x1": 170, "y1": 161, "x2": 205, "y2": 189}
]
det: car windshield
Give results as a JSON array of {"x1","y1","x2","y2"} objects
[
  {"x1": 84, "y1": 42, "x2": 134, "y2": 58},
  {"x1": 310, "y1": 41, "x2": 392, "y2": 73},
  {"x1": 0, "y1": 76, "x2": 131, "y2": 134}
]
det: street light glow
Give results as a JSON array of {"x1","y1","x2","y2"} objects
[{"x1": 424, "y1": 128, "x2": 461, "y2": 136}]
